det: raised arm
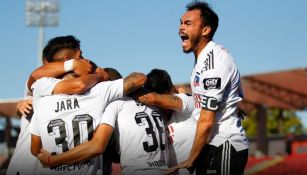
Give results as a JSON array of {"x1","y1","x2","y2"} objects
[
  {"x1": 27, "y1": 59, "x2": 92, "y2": 90},
  {"x1": 138, "y1": 92, "x2": 183, "y2": 110},
  {"x1": 52, "y1": 74, "x2": 106, "y2": 95},
  {"x1": 52, "y1": 67, "x2": 109, "y2": 95},
  {"x1": 123, "y1": 72, "x2": 147, "y2": 95},
  {"x1": 37, "y1": 124, "x2": 113, "y2": 167}
]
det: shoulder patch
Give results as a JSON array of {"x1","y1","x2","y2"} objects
[{"x1": 203, "y1": 77, "x2": 221, "y2": 90}]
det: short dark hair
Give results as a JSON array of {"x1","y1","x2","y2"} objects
[
  {"x1": 145, "y1": 69, "x2": 173, "y2": 94},
  {"x1": 89, "y1": 60, "x2": 98, "y2": 73},
  {"x1": 186, "y1": 1, "x2": 219, "y2": 40},
  {"x1": 104, "y1": 68, "x2": 122, "y2": 80},
  {"x1": 43, "y1": 35, "x2": 80, "y2": 62}
]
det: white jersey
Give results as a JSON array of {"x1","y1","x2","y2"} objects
[
  {"x1": 190, "y1": 41, "x2": 248, "y2": 151},
  {"x1": 30, "y1": 77, "x2": 123, "y2": 175},
  {"x1": 101, "y1": 97, "x2": 168, "y2": 175},
  {"x1": 7, "y1": 81, "x2": 39, "y2": 175},
  {"x1": 167, "y1": 93, "x2": 195, "y2": 175}
]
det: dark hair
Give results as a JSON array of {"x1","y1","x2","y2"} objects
[
  {"x1": 145, "y1": 69, "x2": 173, "y2": 94},
  {"x1": 43, "y1": 35, "x2": 80, "y2": 62},
  {"x1": 89, "y1": 60, "x2": 98, "y2": 73},
  {"x1": 186, "y1": 1, "x2": 219, "y2": 40},
  {"x1": 104, "y1": 68, "x2": 122, "y2": 80}
]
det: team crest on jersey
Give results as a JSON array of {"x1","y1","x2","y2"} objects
[
  {"x1": 201, "y1": 50, "x2": 214, "y2": 73},
  {"x1": 193, "y1": 72, "x2": 200, "y2": 87},
  {"x1": 203, "y1": 77, "x2": 221, "y2": 90}
]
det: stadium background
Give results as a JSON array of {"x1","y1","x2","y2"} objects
[{"x1": 0, "y1": 0, "x2": 307, "y2": 174}]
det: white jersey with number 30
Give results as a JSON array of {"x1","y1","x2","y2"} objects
[
  {"x1": 30, "y1": 77, "x2": 123, "y2": 175},
  {"x1": 101, "y1": 97, "x2": 168, "y2": 175}
]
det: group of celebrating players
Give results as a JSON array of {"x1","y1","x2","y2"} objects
[{"x1": 7, "y1": 1, "x2": 249, "y2": 175}]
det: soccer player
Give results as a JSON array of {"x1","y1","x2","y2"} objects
[
  {"x1": 137, "y1": 69, "x2": 196, "y2": 175},
  {"x1": 7, "y1": 89, "x2": 34, "y2": 175},
  {"x1": 34, "y1": 70, "x2": 178, "y2": 175},
  {"x1": 30, "y1": 62, "x2": 146, "y2": 174},
  {"x1": 168, "y1": 1, "x2": 249, "y2": 175},
  {"x1": 7, "y1": 35, "x2": 94, "y2": 175}
]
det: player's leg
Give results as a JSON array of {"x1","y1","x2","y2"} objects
[
  {"x1": 195, "y1": 144, "x2": 222, "y2": 175},
  {"x1": 195, "y1": 141, "x2": 248, "y2": 175},
  {"x1": 229, "y1": 146, "x2": 248, "y2": 175}
]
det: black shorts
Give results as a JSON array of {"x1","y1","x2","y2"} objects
[{"x1": 194, "y1": 141, "x2": 248, "y2": 175}]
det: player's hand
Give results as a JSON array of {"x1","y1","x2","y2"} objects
[
  {"x1": 95, "y1": 67, "x2": 109, "y2": 82},
  {"x1": 165, "y1": 160, "x2": 194, "y2": 174},
  {"x1": 37, "y1": 149, "x2": 51, "y2": 167},
  {"x1": 137, "y1": 92, "x2": 157, "y2": 105},
  {"x1": 73, "y1": 59, "x2": 92, "y2": 76},
  {"x1": 16, "y1": 99, "x2": 32, "y2": 117}
]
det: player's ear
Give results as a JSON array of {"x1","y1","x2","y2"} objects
[{"x1": 201, "y1": 26, "x2": 211, "y2": 37}]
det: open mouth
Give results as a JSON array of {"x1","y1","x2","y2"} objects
[
  {"x1": 180, "y1": 33, "x2": 189, "y2": 46},
  {"x1": 180, "y1": 34, "x2": 189, "y2": 42}
]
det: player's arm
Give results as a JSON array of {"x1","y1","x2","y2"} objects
[
  {"x1": 166, "y1": 109, "x2": 216, "y2": 174},
  {"x1": 187, "y1": 109, "x2": 215, "y2": 163},
  {"x1": 31, "y1": 134, "x2": 42, "y2": 156},
  {"x1": 138, "y1": 92, "x2": 183, "y2": 110},
  {"x1": 27, "y1": 59, "x2": 92, "y2": 90},
  {"x1": 16, "y1": 99, "x2": 32, "y2": 117},
  {"x1": 123, "y1": 72, "x2": 147, "y2": 95},
  {"x1": 52, "y1": 73, "x2": 106, "y2": 95},
  {"x1": 53, "y1": 67, "x2": 109, "y2": 95},
  {"x1": 37, "y1": 124, "x2": 113, "y2": 167},
  {"x1": 30, "y1": 111, "x2": 42, "y2": 156}
]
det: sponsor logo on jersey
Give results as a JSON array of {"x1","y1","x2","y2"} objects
[
  {"x1": 193, "y1": 93, "x2": 202, "y2": 109},
  {"x1": 201, "y1": 50, "x2": 214, "y2": 73},
  {"x1": 50, "y1": 161, "x2": 90, "y2": 171},
  {"x1": 147, "y1": 160, "x2": 166, "y2": 167},
  {"x1": 193, "y1": 72, "x2": 200, "y2": 87},
  {"x1": 203, "y1": 77, "x2": 221, "y2": 90},
  {"x1": 193, "y1": 93, "x2": 219, "y2": 111}
]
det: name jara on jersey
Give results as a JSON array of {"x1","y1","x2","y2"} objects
[{"x1": 55, "y1": 98, "x2": 80, "y2": 113}]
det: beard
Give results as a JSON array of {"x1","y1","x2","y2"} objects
[
  {"x1": 182, "y1": 37, "x2": 200, "y2": 54},
  {"x1": 183, "y1": 47, "x2": 193, "y2": 53}
]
